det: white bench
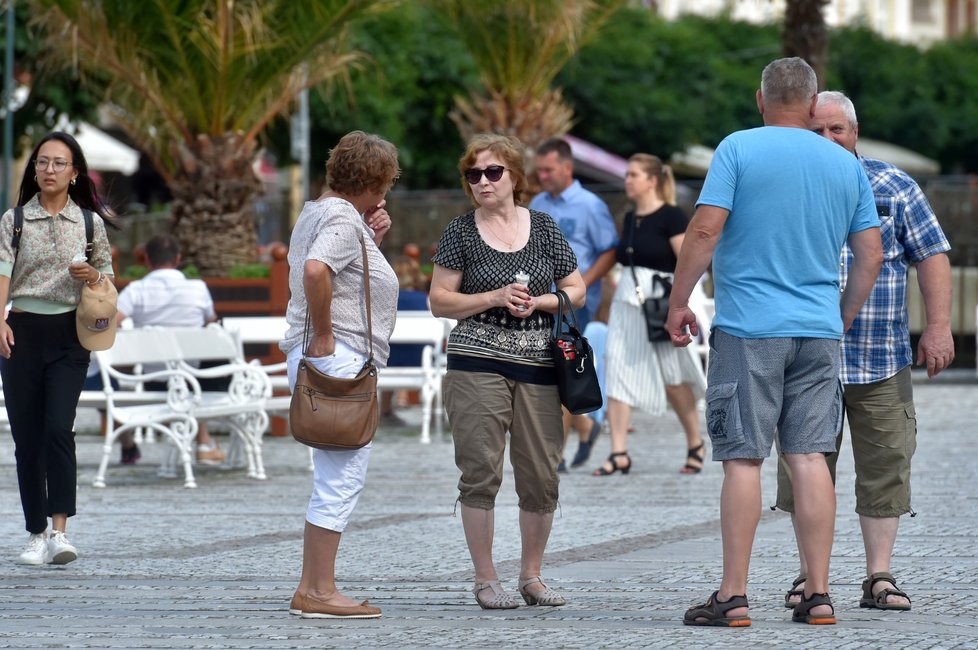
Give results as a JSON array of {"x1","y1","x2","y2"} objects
[
  {"x1": 91, "y1": 326, "x2": 271, "y2": 488},
  {"x1": 223, "y1": 311, "x2": 451, "y2": 443}
]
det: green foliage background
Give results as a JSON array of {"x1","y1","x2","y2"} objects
[{"x1": 9, "y1": 3, "x2": 978, "y2": 184}]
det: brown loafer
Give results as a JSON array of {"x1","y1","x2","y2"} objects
[
  {"x1": 298, "y1": 593, "x2": 382, "y2": 619},
  {"x1": 288, "y1": 592, "x2": 302, "y2": 615}
]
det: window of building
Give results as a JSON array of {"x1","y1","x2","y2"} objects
[{"x1": 913, "y1": 0, "x2": 936, "y2": 23}]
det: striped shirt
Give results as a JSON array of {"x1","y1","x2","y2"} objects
[{"x1": 840, "y1": 157, "x2": 950, "y2": 384}]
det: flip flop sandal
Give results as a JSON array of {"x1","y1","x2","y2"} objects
[
  {"x1": 784, "y1": 574, "x2": 807, "y2": 608},
  {"x1": 792, "y1": 592, "x2": 837, "y2": 625},
  {"x1": 683, "y1": 590, "x2": 752, "y2": 627},
  {"x1": 860, "y1": 572, "x2": 912, "y2": 611}
]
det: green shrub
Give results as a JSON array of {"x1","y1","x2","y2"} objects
[
  {"x1": 121, "y1": 265, "x2": 149, "y2": 279},
  {"x1": 227, "y1": 263, "x2": 270, "y2": 279}
]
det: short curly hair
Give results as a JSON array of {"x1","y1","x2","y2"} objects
[
  {"x1": 457, "y1": 134, "x2": 528, "y2": 206},
  {"x1": 325, "y1": 131, "x2": 400, "y2": 196}
]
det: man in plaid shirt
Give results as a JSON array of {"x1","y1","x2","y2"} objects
[{"x1": 777, "y1": 90, "x2": 954, "y2": 612}]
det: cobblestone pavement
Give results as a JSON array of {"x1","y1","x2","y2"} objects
[{"x1": 0, "y1": 371, "x2": 975, "y2": 649}]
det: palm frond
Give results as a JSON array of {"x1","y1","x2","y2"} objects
[{"x1": 28, "y1": 0, "x2": 392, "y2": 172}]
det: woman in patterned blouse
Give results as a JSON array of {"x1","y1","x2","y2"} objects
[
  {"x1": 430, "y1": 134, "x2": 585, "y2": 610},
  {"x1": 0, "y1": 132, "x2": 115, "y2": 566}
]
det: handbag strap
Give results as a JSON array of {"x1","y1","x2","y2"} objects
[
  {"x1": 551, "y1": 289, "x2": 582, "y2": 338},
  {"x1": 301, "y1": 234, "x2": 373, "y2": 362},
  {"x1": 624, "y1": 212, "x2": 646, "y2": 304}
]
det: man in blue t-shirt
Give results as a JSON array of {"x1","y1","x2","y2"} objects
[
  {"x1": 530, "y1": 138, "x2": 619, "y2": 471},
  {"x1": 667, "y1": 58, "x2": 882, "y2": 628},
  {"x1": 529, "y1": 138, "x2": 618, "y2": 329}
]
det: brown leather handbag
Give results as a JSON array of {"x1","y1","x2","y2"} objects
[{"x1": 290, "y1": 237, "x2": 379, "y2": 451}]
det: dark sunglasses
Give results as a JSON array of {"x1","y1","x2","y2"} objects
[{"x1": 464, "y1": 165, "x2": 506, "y2": 185}]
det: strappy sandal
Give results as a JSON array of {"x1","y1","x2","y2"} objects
[
  {"x1": 783, "y1": 574, "x2": 806, "y2": 608},
  {"x1": 518, "y1": 576, "x2": 566, "y2": 607},
  {"x1": 860, "y1": 572, "x2": 912, "y2": 611},
  {"x1": 472, "y1": 580, "x2": 519, "y2": 610},
  {"x1": 792, "y1": 592, "x2": 837, "y2": 625},
  {"x1": 683, "y1": 590, "x2": 751, "y2": 627},
  {"x1": 592, "y1": 452, "x2": 631, "y2": 476},
  {"x1": 680, "y1": 442, "x2": 705, "y2": 474}
]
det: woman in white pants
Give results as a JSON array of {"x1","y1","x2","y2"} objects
[{"x1": 279, "y1": 131, "x2": 400, "y2": 619}]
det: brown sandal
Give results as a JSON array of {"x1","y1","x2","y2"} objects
[
  {"x1": 683, "y1": 590, "x2": 751, "y2": 627},
  {"x1": 860, "y1": 572, "x2": 912, "y2": 611},
  {"x1": 783, "y1": 574, "x2": 806, "y2": 608},
  {"x1": 792, "y1": 592, "x2": 836, "y2": 625}
]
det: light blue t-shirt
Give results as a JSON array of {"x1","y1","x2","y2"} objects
[
  {"x1": 696, "y1": 126, "x2": 879, "y2": 340},
  {"x1": 529, "y1": 180, "x2": 619, "y2": 317}
]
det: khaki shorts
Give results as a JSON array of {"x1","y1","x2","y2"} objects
[
  {"x1": 776, "y1": 365, "x2": 917, "y2": 517},
  {"x1": 444, "y1": 370, "x2": 564, "y2": 513}
]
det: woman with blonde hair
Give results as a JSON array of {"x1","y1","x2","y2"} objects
[
  {"x1": 429, "y1": 134, "x2": 585, "y2": 610},
  {"x1": 593, "y1": 154, "x2": 707, "y2": 476}
]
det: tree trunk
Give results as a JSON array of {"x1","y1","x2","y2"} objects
[
  {"x1": 168, "y1": 134, "x2": 264, "y2": 277},
  {"x1": 783, "y1": 0, "x2": 830, "y2": 89}
]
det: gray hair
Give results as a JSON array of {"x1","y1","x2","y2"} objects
[
  {"x1": 816, "y1": 91, "x2": 858, "y2": 129},
  {"x1": 760, "y1": 57, "x2": 817, "y2": 106}
]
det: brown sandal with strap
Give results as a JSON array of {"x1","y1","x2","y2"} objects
[
  {"x1": 683, "y1": 590, "x2": 751, "y2": 627},
  {"x1": 792, "y1": 592, "x2": 837, "y2": 625},
  {"x1": 783, "y1": 574, "x2": 806, "y2": 608},
  {"x1": 860, "y1": 572, "x2": 912, "y2": 611}
]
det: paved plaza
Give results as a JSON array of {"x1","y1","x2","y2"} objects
[{"x1": 0, "y1": 371, "x2": 975, "y2": 649}]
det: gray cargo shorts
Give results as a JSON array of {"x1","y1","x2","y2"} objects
[{"x1": 705, "y1": 328, "x2": 843, "y2": 461}]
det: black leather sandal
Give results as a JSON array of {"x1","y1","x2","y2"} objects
[
  {"x1": 784, "y1": 574, "x2": 807, "y2": 608},
  {"x1": 860, "y1": 572, "x2": 912, "y2": 611},
  {"x1": 792, "y1": 592, "x2": 837, "y2": 625},
  {"x1": 683, "y1": 590, "x2": 751, "y2": 627},
  {"x1": 592, "y1": 452, "x2": 631, "y2": 476},
  {"x1": 680, "y1": 442, "x2": 705, "y2": 474}
]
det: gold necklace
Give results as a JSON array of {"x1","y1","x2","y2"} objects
[{"x1": 479, "y1": 212, "x2": 520, "y2": 250}]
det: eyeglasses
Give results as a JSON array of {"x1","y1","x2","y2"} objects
[
  {"x1": 464, "y1": 165, "x2": 506, "y2": 185},
  {"x1": 34, "y1": 158, "x2": 73, "y2": 173}
]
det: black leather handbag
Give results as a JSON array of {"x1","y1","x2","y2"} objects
[
  {"x1": 633, "y1": 268, "x2": 672, "y2": 343},
  {"x1": 550, "y1": 290, "x2": 602, "y2": 415}
]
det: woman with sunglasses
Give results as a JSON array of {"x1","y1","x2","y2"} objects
[
  {"x1": 0, "y1": 131, "x2": 115, "y2": 565},
  {"x1": 429, "y1": 134, "x2": 586, "y2": 610}
]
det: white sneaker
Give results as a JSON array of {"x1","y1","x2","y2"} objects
[
  {"x1": 47, "y1": 530, "x2": 78, "y2": 565},
  {"x1": 18, "y1": 533, "x2": 49, "y2": 565}
]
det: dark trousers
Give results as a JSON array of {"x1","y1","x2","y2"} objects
[{"x1": 1, "y1": 310, "x2": 90, "y2": 534}]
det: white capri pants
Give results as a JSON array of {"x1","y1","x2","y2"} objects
[{"x1": 287, "y1": 340, "x2": 372, "y2": 533}]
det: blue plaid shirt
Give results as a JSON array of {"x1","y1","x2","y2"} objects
[{"x1": 840, "y1": 157, "x2": 950, "y2": 384}]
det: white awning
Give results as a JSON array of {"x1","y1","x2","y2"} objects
[
  {"x1": 670, "y1": 139, "x2": 940, "y2": 178},
  {"x1": 856, "y1": 138, "x2": 940, "y2": 176},
  {"x1": 56, "y1": 118, "x2": 140, "y2": 176}
]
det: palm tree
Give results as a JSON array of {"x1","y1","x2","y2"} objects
[
  {"x1": 430, "y1": 0, "x2": 624, "y2": 149},
  {"x1": 783, "y1": 0, "x2": 830, "y2": 88},
  {"x1": 29, "y1": 0, "x2": 394, "y2": 275}
]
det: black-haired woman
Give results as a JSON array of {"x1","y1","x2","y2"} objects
[{"x1": 0, "y1": 131, "x2": 115, "y2": 565}]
